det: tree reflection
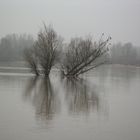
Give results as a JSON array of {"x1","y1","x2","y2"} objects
[
  {"x1": 63, "y1": 78, "x2": 100, "y2": 115},
  {"x1": 23, "y1": 77, "x2": 60, "y2": 122},
  {"x1": 23, "y1": 76, "x2": 38, "y2": 100},
  {"x1": 23, "y1": 75, "x2": 108, "y2": 124}
]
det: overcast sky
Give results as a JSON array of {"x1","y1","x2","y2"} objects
[{"x1": 0, "y1": 0, "x2": 140, "y2": 45}]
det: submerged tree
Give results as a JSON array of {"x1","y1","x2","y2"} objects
[
  {"x1": 61, "y1": 35, "x2": 111, "y2": 77},
  {"x1": 24, "y1": 24, "x2": 62, "y2": 76}
]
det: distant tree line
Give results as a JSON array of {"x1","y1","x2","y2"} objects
[
  {"x1": 0, "y1": 34, "x2": 34, "y2": 61},
  {"x1": 109, "y1": 42, "x2": 140, "y2": 66}
]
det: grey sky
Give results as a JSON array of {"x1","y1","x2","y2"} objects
[{"x1": 0, "y1": 0, "x2": 140, "y2": 45}]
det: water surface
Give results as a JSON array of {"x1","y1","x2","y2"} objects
[{"x1": 0, "y1": 65, "x2": 140, "y2": 140}]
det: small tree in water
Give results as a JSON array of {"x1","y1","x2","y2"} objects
[
  {"x1": 61, "y1": 35, "x2": 111, "y2": 77},
  {"x1": 25, "y1": 24, "x2": 62, "y2": 77}
]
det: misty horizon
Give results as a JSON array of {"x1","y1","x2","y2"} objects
[{"x1": 0, "y1": 0, "x2": 140, "y2": 46}]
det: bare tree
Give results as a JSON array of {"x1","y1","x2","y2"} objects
[
  {"x1": 61, "y1": 35, "x2": 111, "y2": 77},
  {"x1": 24, "y1": 24, "x2": 62, "y2": 77},
  {"x1": 35, "y1": 24, "x2": 62, "y2": 76}
]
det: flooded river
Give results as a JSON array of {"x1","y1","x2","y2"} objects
[{"x1": 0, "y1": 65, "x2": 140, "y2": 140}]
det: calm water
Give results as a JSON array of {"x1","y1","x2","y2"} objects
[{"x1": 0, "y1": 65, "x2": 140, "y2": 140}]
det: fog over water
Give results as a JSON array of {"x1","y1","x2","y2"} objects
[{"x1": 0, "y1": 0, "x2": 140, "y2": 140}]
